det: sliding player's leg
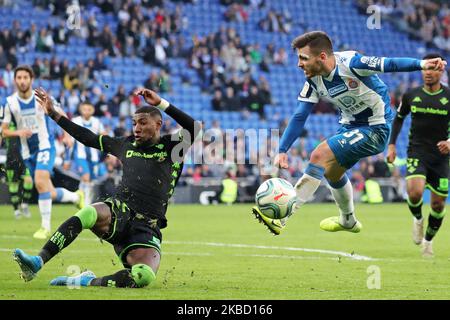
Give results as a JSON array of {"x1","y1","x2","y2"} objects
[{"x1": 13, "y1": 203, "x2": 104, "y2": 281}]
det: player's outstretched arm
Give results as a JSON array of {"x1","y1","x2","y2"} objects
[
  {"x1": 278, "y1": 100, "x2": 314, "y2": 165},
  {"x1": 350, "y1": 54, "x2": 447, "y2": 75},
  {"x1": 384, "y1": 57, "x2": 446, "y2": 72},
  {"x1": 135, "y1": 88, "x2": 200, "y2": 143},
  {"x1": 35, "y1": 87, "x2": 103, "y2": 150}
]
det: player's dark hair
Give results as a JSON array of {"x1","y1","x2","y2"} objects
[
  {"x1": 291, "y1": 31, "x2": 333, "y2": 55},
  {"x1": 422, "y1": 53, "x2": 445, "y2": 61},
  {"x1": 135, "y1": 106, "x2": 162, "y2": 119},
  {"x1": 14, "y1": 65, "x2": 34, "y2": 79}
]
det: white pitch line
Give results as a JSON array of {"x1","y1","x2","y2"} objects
[
  {"x1": 0, "y1": 247, "x2": 430, "y2": 263},
  {"x1": 0, "y1": 248, "x2": 352, "y2": 262},
  {"x1": 164, "y1": 241, "x2": 376, "y2": 261},
  {"x1": 0, "y1": 235, "x2": 376, "y2": 261},
  {"x1": 233, "y1": 253, "x2": 341, "y2": 261}
]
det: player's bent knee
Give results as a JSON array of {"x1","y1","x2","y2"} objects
[
  {"x1": 34, "y1": 180, "x2": 45, "y2": 191},
  {"x1": 75, "y1": 205, "x2": 98, "y2": 229},
  {"x1": 24, "y1": 176, "x2": 33, "y2": 184},
  {"x1": 431, "y1": 202, "x2": 446, "y2": 215},
  {"x1": 407, "y1": 192, "x2": 422, "y2": 204},
  {"x1": 131, "y1": 264, "x2": 156, "y2": 288},
  {"x1": 24, "y1": 180, "x2": 33, "y2": 190},
  {"x1": 310, "y1": 148, "x2": 325, "y2": 165}
]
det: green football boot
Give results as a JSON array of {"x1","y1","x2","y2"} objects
[
  {"x1": 319, "y1": 216, "x2": 362, "y2": 233},
  {"x1": 251, "y1": 206, "x2": 286, "y2": 235}
]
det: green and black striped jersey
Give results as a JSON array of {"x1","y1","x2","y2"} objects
[{"x1": 396, "y1": 85, "x2": 450, "y2": 154}]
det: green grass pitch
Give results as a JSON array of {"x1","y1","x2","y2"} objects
[{"x1": 1, "y1": 203, "x2": 450, "y2": 300}]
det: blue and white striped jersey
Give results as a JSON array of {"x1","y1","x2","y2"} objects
[
  {"x1": 72, "y1": 115, "x2": 104, "y2": 162},
  {"x1": 298, "y1": 51, "x2": 402, "y2": 126},
  {"x1": 279, "y1": 51, "x2": 424, "y2": 153},
  {"x1": 3, "y1": 92, "x2": 59, "y2": 160}
]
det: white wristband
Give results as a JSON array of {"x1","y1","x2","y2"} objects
[{"x1": 156, "y1": 98, "x2": 170, "y2": 111}]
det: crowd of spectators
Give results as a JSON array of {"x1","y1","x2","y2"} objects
[
  {"x1": 356, "y1": 0, "x2": 450, "y2": 53},
  {"x1": 258, "y1": 9, "x2": 293, "y2": 34},
  {"x1": 185, "y1": 26, "x2": 285, "y2": 118}
]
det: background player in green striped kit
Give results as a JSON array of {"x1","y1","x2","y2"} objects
[
  {"x1": 387, "y1": 53, "x2": 450, "y2": 258},
  {"x1": 0, "y1": 103, "x2": 33, "y2": 219}
]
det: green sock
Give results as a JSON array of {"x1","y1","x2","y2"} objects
[
  {"x1": 425, "y1": 209, "x2": 446, "y2": 241},
  {"x1": 39, "y1": 206, "x2": 98, "y2": 263},
  {"x1": 22, "y1": 179, "x2": 33, "y2": 204},
  {"x1": 407, "y1": 197, "x2": 423, "y2": 220},
  {"x1": 8, "y1": 182, "x2": 20, "y2": 211}
]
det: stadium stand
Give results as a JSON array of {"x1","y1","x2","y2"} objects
[{"x1": 0, "y1": 0, "x2": 449, "y2": 203}]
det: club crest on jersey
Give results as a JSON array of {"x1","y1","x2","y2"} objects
[
  {"x1": 328, "y1": 83, "x2": 348, "y2": 97},
  {"x1": 348, "y1": 79, "x2": 359, "y2": 89}
]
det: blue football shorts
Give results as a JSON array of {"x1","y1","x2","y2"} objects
[
  {"x1": 24, "y1": 148, "x2": 56, "y2": 177},
  {"x1": 327, "y1": 124, "x2": 390, "y2": 169}
]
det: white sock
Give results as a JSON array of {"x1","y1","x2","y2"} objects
[
  {"x1": 38, "y1": 193, "x2": 52, "y2": 231},
  {"x1": 80, "y1": 181, "x2": 92, "y2": 205},
  {"x1": 55, "y1": 188, "x2": 80, "y2": 204},
  {"x1": 293, "y1": 163, "x2": 325, "y2": 211},
  {"x1": 328, "y1": 175, "x2": 356, "y2": 227}
]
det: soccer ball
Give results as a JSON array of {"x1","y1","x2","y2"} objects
[{"x1": 255, "y1": 178, "x2": 297, "y2": 219}]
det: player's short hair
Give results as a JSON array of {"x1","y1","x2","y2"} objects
[
  {"x1": 80, "y1": 100, "x2": 94, "y2": 107},
  {"x1": 14, "y1": 65, "x2": 34, "y2": 79},
  {"x1": 291, "y1": 31, "x2": 333, "y2": 55},
  {"x1": 135, "y1": 106, "x2": 162, "y2": 120},
  {"x1": 423, "y1": 53, "x2": 445, "y2": 61}
]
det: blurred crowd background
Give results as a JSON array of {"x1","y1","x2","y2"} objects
[{"x1": 0, "y1": 0, "x2": 449, "y2": 202}]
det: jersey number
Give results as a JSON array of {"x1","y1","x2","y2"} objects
[
  {"x1": 343, "y1": 129, "x2": 364, "y2": 145},
  {"x1": 22, "y1": 115, "x2": 39, "y2": 133},
  {"x1": 37, "y1": 151, "x2": 50, "y2": 165}
]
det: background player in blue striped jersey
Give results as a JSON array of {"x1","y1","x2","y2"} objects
[
  {"x1": 1, "y1": 65, "x2": 84, "y2": 239},
  {"x1": 252, "y1": 31, "x2": 447, "y2": 235},
  {"x1": 69, "y1": 102, "x2": 107, "y2": 206}
]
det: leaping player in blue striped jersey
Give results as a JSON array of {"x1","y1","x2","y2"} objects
[
  {"x1": 252, "y1": 31, "x2": 447, "y2": 235},
  {"x1": 1, "y1": 65, "x2": 84, "y2": 239},
  {"x1": 69, "y1": 101, "x2": 107, "y2": 206}
]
